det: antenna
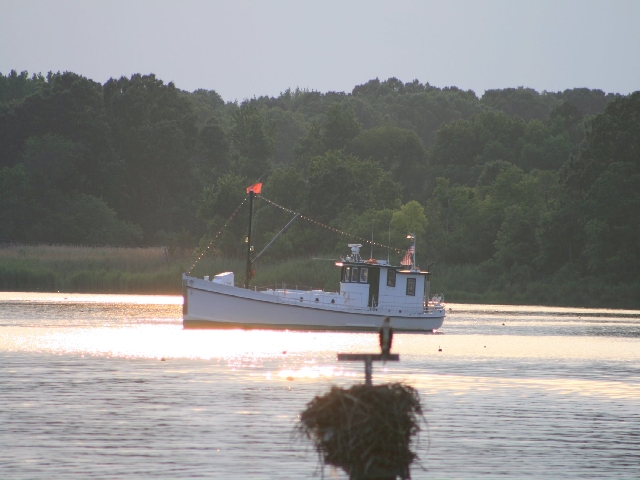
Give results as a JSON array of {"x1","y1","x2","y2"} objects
[
  {"x1": 387, "y1": 219, "x2": 391, "y2": 263},
  {"x1": 370, "y1": 219, "x2": 374, "y2": 259}
]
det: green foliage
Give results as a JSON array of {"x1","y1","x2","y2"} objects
[
  {"x1": 193, "y1": 118, "x2": 230, "y2": 183},
  {"x1": 391, "y1": 201, "x2": 427, "y2": 242},
  {"x1": 0, "y1": 70, "x2": 46, "y2": 105},
  {"x1": 556, "y1": 93, "x2": 640, "y2": 283},
  {"x1": 103, "y1": 73, "x2": 198, "y2": 240},
  {"x1": 0, "y1": 67, "x2": 636, "y2": 305},
  {"x1": 0, "y1": 164, "x2": 34, "y2": 241},
  {"x1": 480, "y1": 87, "x2": 559, "y2": 121},
  {"x1": 183, "y1": 88, "x2": 226, "y2": 128},
  {"x1": 231, "y1": 104, "x2": 275, "y2": 177},
  {"x1": 264, "y1": 107, "x2": 308, "y2": 166},
  {"x1": 321, "y1": 103, "x2": 362, "y2": 150},
  {"x1": 350, "y1": 126, "x2": 427, "y2": 201},
  {"x1": 307, "y1": 150, "x2": 401, "y2": 222}
]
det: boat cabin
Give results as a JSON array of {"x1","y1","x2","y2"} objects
[{"x1": 337, "y1": 244, "x2": 429, "y2": 314}]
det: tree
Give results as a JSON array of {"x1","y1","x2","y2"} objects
[
  {"x1": 350, "y1": 126, "x2": 427, "y2": 201},
  {"x1": 264, "y1": 107, "x2": 308, "y2": 166},
  {"x1": 0, "y1": 71, "x2": 119, "y2": 203},
  {"x1": 197, "y1": 172, "x2": 249, "y2": 256},
  {"x1": 0, "y1": 164, "x2": 34, "y2": 241},
  {"x1": 0, "y1": 70, "x2": 46, "y2": 105},
  {"x1": 481, "y1": 87, "x2": 559, "y2": 121},
  {"x1": 104, "y1": 73, "x2": 198, "y2": 240},
  {"x1": 231, "y1": 104, "x2": 275, "y2": 178},
  {"x1": 193, "y1": 118, "x2": 230, "y2": 184},
  {"x1": 307, "y1": 150, "x2": 400, "y2": 222},
  {"x1": 321, "y1": 103, "x2": 362, "y2": 151}
]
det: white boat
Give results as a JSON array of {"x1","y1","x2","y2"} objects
[{"x1": 182, "y1": 186, "x2": 445, "y2": 332}]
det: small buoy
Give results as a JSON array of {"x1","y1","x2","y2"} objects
[
  {"x1": 438, "y1": 346, "x2": 442, "y2": 352},
  {"x1": 286, "y1": 376, "x2": 295, "y2": 381},
  {"x1": 160, "y1": 357, "x2": 166, "y2": 361},
  {"x1": 282, "y1": 351, "x2": 287, "y2": 355},
  {"x1": 502, "y1": 323, "x2": 505, "y2": 326},
  {"x1": 484, "y1": 346, "x2": 486, "y2": 348}
]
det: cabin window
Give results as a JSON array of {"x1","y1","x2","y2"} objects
[
  {"x1": 344, "y1": 267, "x2": 351, "y2": 282},
  {"x1": 387, "y1": 269, "x2": 396, "y2": 287},
  {"x1": 406, "y1": 278, "x2": 416, "y2": 296},
  {"x1": 351, "y1": 268, "x2": 359, "y2": 282},
  {"x1": 360, "y1": 268, "x2": 368, "y2": 283}
]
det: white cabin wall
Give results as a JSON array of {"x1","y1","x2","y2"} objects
[
  {"x1": 377, "y1": 268, "x2": 424, "y2": 313},
  {"x1": 338, "y1": 282, "x2": 370, "y2": 308}
]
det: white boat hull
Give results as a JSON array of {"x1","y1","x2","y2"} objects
[{"x1": 182, "y1": 276, "x2": 445, "y2": 332}]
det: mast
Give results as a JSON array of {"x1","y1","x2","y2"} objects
[
  {"x1": 407, "y1": 233, "x2": 416, "y2": 270},
  {"x1": 245, "y1": 190, "x2": 255, "y2": 289}
]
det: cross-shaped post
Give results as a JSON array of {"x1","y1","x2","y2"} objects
[{"x1": 337, "y1": 353, "x2": 400, "y2": 385}]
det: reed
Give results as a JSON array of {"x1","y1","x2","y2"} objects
[
  {"x1": 0, "y1": 244, "x2": 193, "y2": 293},
  {"x1": 430, "y1": 262, "x2": 640, "y2": 309},
  {"x1": 1, "y1": 245, "x2": 637, "y2": 308},
  {"x1": 0, "y1": 244, "x2": 337, "y2": 294}
]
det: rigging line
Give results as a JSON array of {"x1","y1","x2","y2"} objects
[
  {"x1": 186, "y1": 196, "x2": 248, "y2": 274},
  {"x1": 253, "y1": 213, "x2": 300, "y2": 263},
  {"x1": 256, "y1": 195, "x2": 405, "y2": 254}
]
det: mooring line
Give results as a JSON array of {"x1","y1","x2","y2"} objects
[
  {"x1": 186, "y1": 197, "x2": 248, "y2": 274},
  {"x1": 256, "y1": 195, "x2": 404, "y2": 254}
]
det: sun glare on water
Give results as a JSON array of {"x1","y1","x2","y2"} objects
[{"x1": 2, "y1": 293, "x2": 640, "y2": 399}]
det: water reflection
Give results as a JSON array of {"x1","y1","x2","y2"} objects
[
  {"x1": 3, "y1": 323, "x2": 639, "y2": 363},
  {"x1": 1, "y1": 293, "x2": 640, "y2": 478}
]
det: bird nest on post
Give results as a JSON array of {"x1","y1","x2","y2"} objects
[{"x1": 298, "y1": 383, "x2": 424, "y2": 480}]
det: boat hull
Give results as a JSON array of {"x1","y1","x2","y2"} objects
[{"x1": 182, "y1": 276, "x2": 445, "y2": 332}]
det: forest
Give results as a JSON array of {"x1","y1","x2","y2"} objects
[{"x1": 0, "y1": 70, "x2": 638, "y2": 306}]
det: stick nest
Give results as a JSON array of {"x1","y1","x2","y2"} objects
[{"x1": 298, "y1": 383, "x2": 424, "y2": 478}]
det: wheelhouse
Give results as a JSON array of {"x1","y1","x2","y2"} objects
[{"x1": 337, "y1": 244, "x2": 432, "y2": 314}]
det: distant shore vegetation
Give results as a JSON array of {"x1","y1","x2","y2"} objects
[
  {"x1": 1, "y1": 245, "x2": 637, "y2": 309},
  {"x1": 1, "y1": 70, "x2": 638, "y2": 307}
]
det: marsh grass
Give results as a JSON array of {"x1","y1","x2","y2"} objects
[
  {"x1": 0, "y1": 244, "x2": 194, "y2": 293},
  {"x1": 1, "y1": 245, "x2": 637, "y2": 307},
  {"x1": 0, "y1": 244, "x2": 338, "y2": 294},
  {"x1": 430, "y1": 263, "x2": 640, "y2": 309}
]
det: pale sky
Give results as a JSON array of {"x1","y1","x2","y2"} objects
[{"x1": 1, "y1": 0, "x2": 639, "y2": 102}]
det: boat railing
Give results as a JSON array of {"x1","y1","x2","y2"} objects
[
  {"x1": 253, "y1": 283, "x2": 329, "y2": 293},
  {"x1": 236, "y1": 282, "x2": 442, "y2": 315},
  {"x1": 424, "y1": 293, "x2": 445, "y2": 313},
  {"x1": 267, "y1": 289, "x2": 371, "y2": 310}
]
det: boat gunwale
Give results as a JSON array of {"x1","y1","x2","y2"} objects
[{"x1": 184, "y1": 280, "x2": 445, "y2": 318}]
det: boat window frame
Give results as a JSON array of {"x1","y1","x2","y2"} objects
[
  {"x1": 387, "y1": 269, "x2": 396, "y2": 287},
  {"x1": 360, "y1": 267, "x2": 368, "y2": 283},
  {"x1": 344, "y1": 266, "x2": 351, "y2": 282},
  {"x1": 406, "y1": 277, "x2": 416, "y2": 296},
  {"x1": 351, "y1": 267, "x2": 359, "y2": 283}
]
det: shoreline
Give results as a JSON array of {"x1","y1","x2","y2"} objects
[
  {"x1": 1, "y1": 244, "x2": 638, "y2": 309},
  {"x1": 3, "y1": 291, "x2": 640, "y2": 317}
]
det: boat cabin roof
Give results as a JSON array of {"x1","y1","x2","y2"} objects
[
  {"x1": 338, "y1": 243, "x2": 428, "y2": 274},
  {"x1": 336, "y1": 260, "x2": 428, "y2": 275}
]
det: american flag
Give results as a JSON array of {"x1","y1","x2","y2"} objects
[{"x1": 400, "y1": 246, "x2": 414, "y2": 266}]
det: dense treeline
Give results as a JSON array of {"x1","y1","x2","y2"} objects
[{"x1": 1, "y1": 69, "x2": 638, "y2": 305}]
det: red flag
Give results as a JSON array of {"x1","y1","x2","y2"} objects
[{"x1": 246, "y1": 182, "x2": 262, "y2": 194}]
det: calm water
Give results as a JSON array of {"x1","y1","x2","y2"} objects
[{"x1": 1, "y1": 293, "x2": 639, "y2": 479}]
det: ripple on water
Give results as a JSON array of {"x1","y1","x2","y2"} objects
[{"x1": 0, "y1": 293, "x2": 639, "y2": 479}]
